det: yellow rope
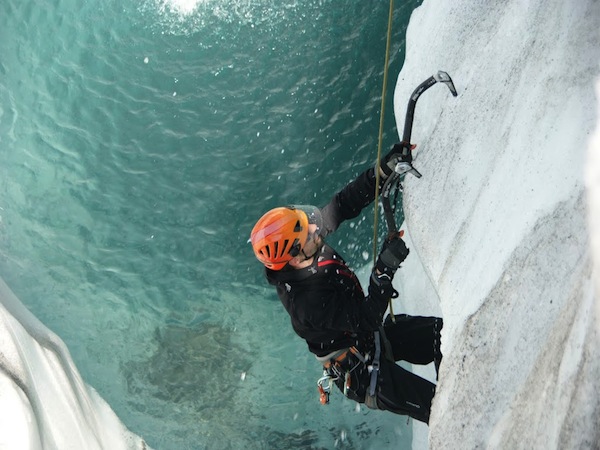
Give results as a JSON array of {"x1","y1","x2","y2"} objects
[
  {"x1": 373, "y1": 0, "x2": 396, "y2": 320},
  {"x1": 373, "y1": 0, "x2": 395, "y2": 264}
]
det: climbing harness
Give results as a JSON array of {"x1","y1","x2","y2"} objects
[
  {"x1": 314, "y1": 325, "x2": 402, "y2": 407},
  {"x1": 314, "y1": 331, "x2": 393, "y2": 410},
  {"x1": 315, "y1": 346, "x2": 368, "y2": 405}
]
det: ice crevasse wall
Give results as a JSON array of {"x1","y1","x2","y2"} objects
[
  {"x1": 391, "y1": 0, "x2": 600, "y2": 448},
  {"x1": 0, "y1": 275, "x2": 147, "y2": 449}
]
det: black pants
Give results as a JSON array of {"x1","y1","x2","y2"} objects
[
  {"x1": 332, "y1": 315, "x2": 443, "y2": 424},
  {"x1": 376, "y1": 314, "x2": 443, "y2": 424}
]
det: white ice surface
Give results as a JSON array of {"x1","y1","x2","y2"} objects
[
  {"x1": 0, "y1": 277, "x2": 148, "y2": 449},
  {"x1": 391, "y1": 0, "x2": 600, "y2": 448}
]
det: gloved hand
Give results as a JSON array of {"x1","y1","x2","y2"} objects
[
  {"x1": 380, "y1": 142, "x2": 416, "y2": 179},
  {"x1": 376, "y1": 233, "x2": 409, "y2": 275}
]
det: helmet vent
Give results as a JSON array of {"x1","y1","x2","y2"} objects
[
  {"x1": 289, "y1": 238, "x2": 300, "y2": 257},
  {"x1": 282, "y1": 239, "x2": 289, "y2": 257},
  {"x1": 294, "y1": 221, "x2": 302, "y2": 232}
]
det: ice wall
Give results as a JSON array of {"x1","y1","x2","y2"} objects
[
  {"x1": 392, "y1": 0, "x2": 600, "y2": 448},
  {"x1": 0, "y1": 277, "x2": 148, "y2": 449}
]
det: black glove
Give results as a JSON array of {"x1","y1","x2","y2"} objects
[
  {"x1": 381, "y1": 142, "x2": 415, "y2": 178},
  {"x1": 376, "y1": 234, "x2": 409, "y2": 275}
]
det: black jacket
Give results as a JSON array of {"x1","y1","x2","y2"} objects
[{"x1": 265, "y1": 168, "x2": 396, "y2": 357}]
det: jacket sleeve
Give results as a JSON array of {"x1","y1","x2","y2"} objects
[{"x1": 320, "y1": 167, "x2": 381, "y2": 237}]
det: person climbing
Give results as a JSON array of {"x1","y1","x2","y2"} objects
[{"x1": 249, "y1": 142, "x2": 443, "y2": 424}]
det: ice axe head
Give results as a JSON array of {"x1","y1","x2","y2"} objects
[{"x1": 434, "y1": 71, "x2": 458, "y2": 97}]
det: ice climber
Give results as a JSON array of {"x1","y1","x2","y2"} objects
[{"x1": 250, "y1": 143, "x2": 443, "y2": 424}]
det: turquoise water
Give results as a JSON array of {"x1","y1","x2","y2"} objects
[{"x1": 0, "y1": 0, "x2": 420, "y2": 448}]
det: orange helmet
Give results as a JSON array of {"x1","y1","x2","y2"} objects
[{"x1": 250, "y1": 206, "x2": 310, "y2": 270}]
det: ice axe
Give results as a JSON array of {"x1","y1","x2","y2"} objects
[{"x1": 381, "y1": 71, "x2": 458, "y2": 236}]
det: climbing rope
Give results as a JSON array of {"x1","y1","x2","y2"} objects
[
  {"x1": 373, "y1": 0, "x2": 395, "y2": 265},
  {"x1": 373, "y1": 0, "x2": 396, "y2": 319}
]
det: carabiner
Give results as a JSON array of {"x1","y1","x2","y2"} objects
[{"x1": 317, "y1": 373, "x2": 332, "y2": 405}]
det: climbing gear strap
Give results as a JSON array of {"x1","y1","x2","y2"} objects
[
  {"x1": 368, "y1": 331, "x2": 381, "y2": 397},
  {"x1": 378, "y1": 325, "x2": 395, "y2": 362}
]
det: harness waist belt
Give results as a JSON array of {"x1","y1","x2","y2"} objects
[
  {"x1": 315, "y1": 346, "x2": 368, "y2": 369},
  {"x1": 315, "y1": 348, "x2": 350, "y2": 368}
]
